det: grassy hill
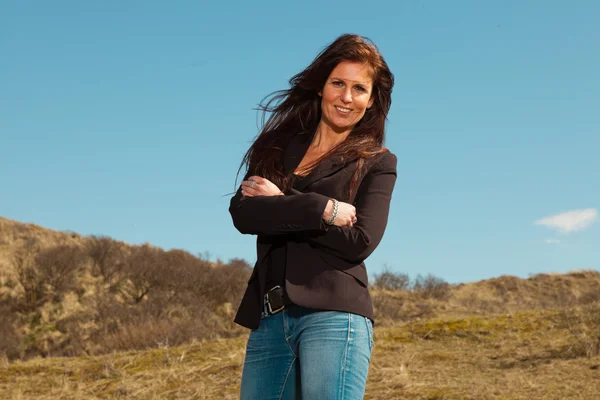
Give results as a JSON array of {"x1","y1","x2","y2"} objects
[
  {"x1": 1, "y1": 216, "x2": 599, "y2": 399},
  {"x1": 0, "y1": 216, "x2": 251, "y2": 361},
  {"x1": 1, "y1": 307, "x2": 599, "y2": 399}
]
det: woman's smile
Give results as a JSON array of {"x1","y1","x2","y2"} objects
[
  {"x1": 334, "y1": 105, "x2": 353, "y2": 114},
  {"x1": 319, "y1": 61, "x2": 374, "y2": 133}
]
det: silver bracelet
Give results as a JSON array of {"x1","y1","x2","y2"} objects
[{"x1": 326, "y1": 199, "x2": 339, "y2": 225}]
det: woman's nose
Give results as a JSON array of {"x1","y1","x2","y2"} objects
[{"x1": 340, "y1": 89, "x2": 352, "y2": 103}]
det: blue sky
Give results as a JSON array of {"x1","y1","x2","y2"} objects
[{"x1": 1, "y1": 1, "x2": 598, "y2": 284}]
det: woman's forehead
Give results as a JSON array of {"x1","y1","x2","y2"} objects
[{"x1": 329, "y1": 61, "x2": 374, "y2": 85}]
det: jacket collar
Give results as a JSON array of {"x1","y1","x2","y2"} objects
[{"x1": 284, "y1": 130, "x2": 359, "y2": 192}]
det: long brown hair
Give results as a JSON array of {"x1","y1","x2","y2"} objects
[{"x1": 237, "y1": 33, "x2": 394, "y2": 200}]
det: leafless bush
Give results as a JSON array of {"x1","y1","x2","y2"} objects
[
  {"x1": 14, "y1": 241, "x2": 87, "y2": 308},
  {"x1": 91, "y1": 296, "x2": 244, "y2": 353},
  {"x1": 158, "y1": 248, "x2": 213, "y2": 294},
  {"x1": 87, "y1": 236, "x2": 125, "y2": 283},
  {"x1": 97, "y1": 315, "x2": 206, "y2": 353},
  {"x1": 121, "y1": 245, "x2": 163, "y2": 303},
  {"x1": 13, "y1": 239, "x2": 42, "y2": 309},
  {"x1": 413, "y1": 273, "x2": 451, "y2": 300},
  {"x1": 372, "y1": 269, "x2": 410, "y2": 291},
  {"x1": 372, "y1": 290, "x2": 436, "y2": 325},
  {"x1": 53, "y1": 313, "x2": 92, "y2": 357},
  {"x1": 372, "y1": 292, "x2": 405, "y2": 322},
  {"x1": 35, "y1": 244, "x2": 88, "y2": 299},
  {"x1": 208, "y1": 259, "x2": 252, "y2": 306},
  {"x1": 0, "y1": 304, "x2": 21, "y2": 360},
  {"x1": 7, "y1": 237, "x2": 254, "y2": 360},
  {"x1": 84, "y1": 252, "x2": 251, "y2": 354}
]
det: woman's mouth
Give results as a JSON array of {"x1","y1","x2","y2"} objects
[{"x1": 335, "y1": 106, "x2": 352, "y2": 114}]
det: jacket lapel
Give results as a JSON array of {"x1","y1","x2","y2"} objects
[{"x1": 284, "y1": 130, "x2": 359, "y2": 192}]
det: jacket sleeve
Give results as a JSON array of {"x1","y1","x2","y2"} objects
[
  {"x1": 298, "y1": 152, "x2": 397, "y2": 264},
  {"x1": 229, "y1": 173, "x2": 331, "y2": 235}
]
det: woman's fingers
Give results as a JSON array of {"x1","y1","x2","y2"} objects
[
  {"x1": 241, "y1": 180, "x2": 257, "y2": 197},
  {"x1": 241, "y1": 176, "x2": 282, "y2": 197},
  {"x1": 241, "y1": 178, "x2": 271, "y2": 197},
  {"x1": 248, "y1": 176, "x2": 265, "y2": 184}
]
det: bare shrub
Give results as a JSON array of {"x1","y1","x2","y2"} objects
[
  {"x1": 372, "y1": 290, "x2": 436, "y2": 325},
  {"x1": 16, "y1": 243, "x2": 87, "y2": 309},
  {"x1": 13, "y1": 239, "x2": 43, "y2": 309},
  {"x1": 8, "y1": 233, "x2": 254, "y2": 359},
  {"x1": 0, "y1": 304, "x2": 21, "y2": 360},
  {"x1": 121, "y1": 245, "x2": 163, "y2": 303},
  {"x1": 87, "y1": 236, "x2": 124, "y2": 284},
  {"x1": 158, "y1": 248, "x2": 212, "y2": 294},
  {"x1": 208, "y1": 259, "x2": 252, "y2": 307},
  {"x1": 413, "y1": 273, "x2": 451, "y2": 300},
  {"x1": 92, "y1": 297, "x2": 244, "y2": 353},
  {"x1": 372, "y1": 292, "x2": 405, "y2": 322},
  {"x1": 372, "y1": 268, "x2": 410, "y2": 291},
  {"x1": 15, "y1": 265, "x2": 44, "y2": 310},
  {"x1": 83, "y1": 251, "x2": 251, "y2": 354},
  {"x1": 54, "y1": 313, "x2": 91, "y2": 357},
  {"x1": 227, "y1": 258, "x2": 252, "y2": 270},
  {"x1": 97, "y1": 315, "x2": 205, "y2": 353},
  {"x1": 35, "y1": 244, "x2": 88, "y2": 300},
  {"x1": 160, "y1": 253, "x2": 251, "y2": 308},
  {"x1": 370, "y1": 271, "x2": 450, "y2": 323}
]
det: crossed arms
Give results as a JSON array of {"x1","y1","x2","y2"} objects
[{"x1": 229, "y1": 152, "x2": 397, "y2": 264}]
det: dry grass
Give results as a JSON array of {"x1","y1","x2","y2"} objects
[
  {"x1": 2, "y1": 216, "x2": 600, "y2": 398},
  {"x1": 367, "y1": 308, "x2": 600, "y2": 399},
  {"x1": 1, "y1": 308, "x2": 600, "y2": 399},
  {"x1": 0, "y1": 337, "x2": 247, "y2": 400}
]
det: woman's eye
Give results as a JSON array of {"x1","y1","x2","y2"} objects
[
  {"x1": 355, "y1": 86, "x2": 366, "y2": 92},
  {"x1": 332, "y1": 81, "x2": 343, "y2": 86}
]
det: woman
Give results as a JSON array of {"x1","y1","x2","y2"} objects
[{"x1": 229, "y1": 33, "x2": 396, "y2": 400}]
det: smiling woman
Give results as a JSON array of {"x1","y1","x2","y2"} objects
[
  {"x1": 229, "y1": 33, "x2": 396, "y2": 400},
  {"x1": 319, "y1": 62, "x2": 375, "y2": 134}
]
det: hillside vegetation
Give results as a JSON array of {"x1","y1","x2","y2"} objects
[
  {"x1": 2, "y1": 306, "x2": 600, "y2": 399},
  {"x1": 1, "y1": 216, "x2": 599, "y2": 399},
  {"x1": 0, "y1": 217, "x2": 251, "y2": 361}
]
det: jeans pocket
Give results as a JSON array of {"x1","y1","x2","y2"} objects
[{"x1": 365, "y1": 317, "x2": 374, "y2": 351}]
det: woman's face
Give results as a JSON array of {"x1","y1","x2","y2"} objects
[{"x1": 319, "y1": 61, "x2": 374, "y2": 134}]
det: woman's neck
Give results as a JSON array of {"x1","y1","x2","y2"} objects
[{"x1": 311, "y1": 121, "x2": 351, "y2": 152}]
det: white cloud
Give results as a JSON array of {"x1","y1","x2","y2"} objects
[
  {"x1": 544, "y1": 238, "x2": 560, "y2": 244},
  {"x1": 535, "y1": 208, "x2": 598, "y2": 234}
]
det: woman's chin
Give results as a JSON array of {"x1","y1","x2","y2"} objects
[{"x1": 324, "y1": 119, "x2": 354, "y2": 133}]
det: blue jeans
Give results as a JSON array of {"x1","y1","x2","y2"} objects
[{"x1": 240, "y1": 305, "x2": 375, "y2": 400}]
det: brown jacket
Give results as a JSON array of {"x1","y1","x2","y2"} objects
[{"x1": 229, "y1": 130, "x2": 397, "y2": 330}]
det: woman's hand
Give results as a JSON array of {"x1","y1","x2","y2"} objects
[
  {"x1": 323, "y1": 199, "x2": 357, "y2": 227},
  {"x1": 241, "y1": 176, "x2": 284, "y2": 197}
]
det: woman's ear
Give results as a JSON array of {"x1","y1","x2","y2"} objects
[
  {"x1": 318, "y1": 90, "x2": 322, "y2": 97},
  {"x1": 367, "y1": 98, "x2": 374, "y2": 109}
]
